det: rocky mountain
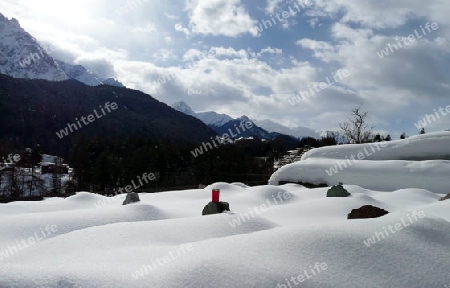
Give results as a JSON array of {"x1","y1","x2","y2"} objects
[
  {"x1": 212, "y1": 116, "x2": 274, "y2": 140},
  {"x1": 171, "y1": 101, "x2": 319, "y2": 140},
  {"x1": 0, "y1": 13, "x2": 126, "y2": 87},
  {"x1": 55, "y1": 60, "x2": 103, "y2": 86},
  {"x1": 56, "y1": 60, "x2": 126, "y2": 87},
  {"x1": 171, "y1": 101, "x2": 234, "y2": 127},
  {"x1": 102, "y1": 78, "x2": 125, "y2": 87},
  {"x1": 196, "y1": 111, "x2": 234, "y2": 128},
  {"x1": 171, "y1": 101, "x2": 196, "y2": 116},
  {"x1": 0, "y1": 12, "x2": 68, "y2": 82},
  {"x1": 171, "y1": 101, "x2": 275, "y2": 140},
  {"x1": 253, "y1": 119, "x2": 320, "y2": 139}
]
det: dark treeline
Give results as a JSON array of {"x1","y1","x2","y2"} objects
[
  {"x1": 68, "y1": 135, "x2": 290, "y2": 193},
  {"x1": 297, "y1": 135, "x2": 338, "y2": 148}
]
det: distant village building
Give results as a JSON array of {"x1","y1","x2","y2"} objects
[
  {"x1": 40, "y1": 162, "x2": 69, "y2": 174},
  {"x1": 39, "y1": 154, "x2": 69, "y2": 174}
]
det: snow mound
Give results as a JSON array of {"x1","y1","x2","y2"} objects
[
  {"x1": 66, "y1": 191, "x2": 105, "y2": 202},
  {"x1": 0, "y1": 183, "x2": 448, "y2": 287},
  {"x1": 1, "y1": 210, "x2": 448, "y2": 287},
  {"x1": 230, "y1": 182, "x2": 249, "y2": 188},
  {"x1": 302, "y1": 131, "x2": 450, "y2": 161},
  {"x1": 269, "y1": 158, "x2": 450, "y2": 193}
]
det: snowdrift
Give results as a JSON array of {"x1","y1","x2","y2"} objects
[
  {"x1": 0, "y1": 183, "x2": 449, "y2": 287},
  {"x1": 270, "y1": 131, "x2": 450, "y2": 194},
  {"x1": 268, "y1": 158, "x2": 450, "y2": 193},
  {"x1": 302, "y1": 131, "x2": 450, "y2": 161}
]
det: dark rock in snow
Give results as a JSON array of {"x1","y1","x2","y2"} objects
[
  {"x1": 202, "y1": 201, "x2": 230, "y2": 215},
  {"x1": 122, "y1": 192, "x2": 140, "y2": 205},
  {"x1": 348, "y1": 205, "x2": 389, "y2": 219},
  {"x1": 327, "y1": 183, "x2": 351, "y2": 197}
]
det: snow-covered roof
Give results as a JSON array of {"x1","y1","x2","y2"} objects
[
  {"x1": 301, "y1": 131, "x2": 450, "y2": 161},
  {"x1": 270, "y1": 131, "x2": 450, "y2": 194}
]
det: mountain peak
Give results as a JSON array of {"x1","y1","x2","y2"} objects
[
  {"x1": 253, "y1": 119, "x2": 320, "y2": 139},
  {"x1": 55, "y1": 60, "x2": 102, "y2": 86},
  {"x1": 0, "y1": 15, "x2": 126, "y2": 86},
  {"x1": 171, "y1": 101, "x2": 195, "y2": 116},
  {"x1": 102, "y1": 78, "x2": 125, "y2": 87},
  {"x1": 0, "y1": 14, "x2": 69, "y2": 81}
]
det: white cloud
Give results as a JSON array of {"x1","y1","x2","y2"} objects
[
  {"x1": 165, "y1": 13, "x2": 179, "y2": 20},
  {"x1": 131, "y1": 23, "x2": 157, "y2": 34},
  {"x1": 257, "y1": 47, "x2": 283, "y2": 57},
  {"x1": 153, "y1": 49, "x2": 177, "y2": 61},
  {"x1": 1, "y1": 0, "x2": 449, "y2": 134},
  {"x1": 185, "y1": 0, "x2": 258, "y2": 37},
  {"x1": 265, "y1": 0, "x2": 284, "y2": 14},
  {"x1": 174, "y1": 23, "x2": 191, "y2": 36}
]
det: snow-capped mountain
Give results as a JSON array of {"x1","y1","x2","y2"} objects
[
  {"x1": 0, "y1": 13, "x2": 126, "y2": 87},
  {"x1": 55, "y1": 60, "x2": 102, "y2": 86},
  {"x1": 55, "y1": 61, "x2": 127, "y2": 87},
  {"x1": 171, "y1": 101, "x2": 233, "y2": 127},
  {"x1": 102, "y1": 78, "x2": 125, "y2": 88},
  {"x1": 171, "y1": 101, "x2": 196, "y2": 116},
  {"x1": 0, "y1": 13, "x2": 68, "y2": 82},
  {"x1": 253, "y1": 119, "x2": 320, "y2": 139},
  {"x1": 213, "y1": 115, "x2": 273, "y2": 139},
  {"x1": 196, "y1": 111, "x2": 234, "y2": 127},
  {"x1": 171, "y1": 101, "x2": 317, "y2": 140},
  {"x1": 171, "y1": 102, "x2": 270, "y2": 138}
]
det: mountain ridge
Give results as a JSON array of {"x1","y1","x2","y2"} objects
[
  {"x1": 0, "y1": 13, "x2": 125, "y2": 87},
  {"x1": 0, "y1": 12, "x2": 68, "y2": 82},
  {"x1": 171, "y1": 101, "x2": 320, "y2": 139},
  {"x1": 0, "y1": 73, "x2": 216, "y2": 157}
]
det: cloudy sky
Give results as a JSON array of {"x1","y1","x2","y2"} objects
[{"x1": 1, "y1": 0, "x2": 449, "y2": 138}]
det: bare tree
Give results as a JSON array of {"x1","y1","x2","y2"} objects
[{"x1": 339, "y1": 105, "x2": 375, "y2": 144}]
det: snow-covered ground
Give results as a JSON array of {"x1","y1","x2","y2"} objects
[
  {"x1": 0, "y1": 182, "x2": 449, "y2": 287},
  {"x1": 0, "y1": 132, "x2": 449, "y2": 287}
]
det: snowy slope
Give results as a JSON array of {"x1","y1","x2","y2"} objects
[
  {"x1": 0, "y1": 183, "x2": 448, "y2": 287},
  {"x1": 0, "y1": 13, "x2": 68, "y2": 82},
  {"x1": 55, "y1": 60, "x2": 103, "y2": 86},
  {"x1": 196, "y1": 111, "x2": 234, "y2": 127},
  {"x1": 171, "y1": 102, "x2": 319, "y2": 136},
  {"x1": 270, "y1": 131, "x2": 450, "y2": 193},
  {"x1": 0, "y1": 14, "x2": 126, "y2": 87},
  {"x1": 254, "y1": 119, "x2": 320, "y2": 139},
  {"x1": 302, "y1": 131, "x2": 450, "y2": 161},
  {"x1": 102, "y1": 77, "x2": 125, "y2": 87},
  {"x1": 269, "y1": 158, "x2": 450, "y2": 193},
  {"x1": 171, "y1": 101, "x2": 233, "y2": 127},
  {"x1": 171, "y1": 101, "x2": 196, "y2": 116}
]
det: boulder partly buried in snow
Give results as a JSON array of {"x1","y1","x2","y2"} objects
[
  {"x1": 347, "y1": 205, "x2": 389, "y2": 219},
  {"x1": 326, "y1": 183, "x2": 351, "y2": 197},
  {"x1": 122, "y1": 192, "x2": 140, "y2": 205},
  {"x1": 202, "y1": 201, "x2": 230, "y2": 216}
]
